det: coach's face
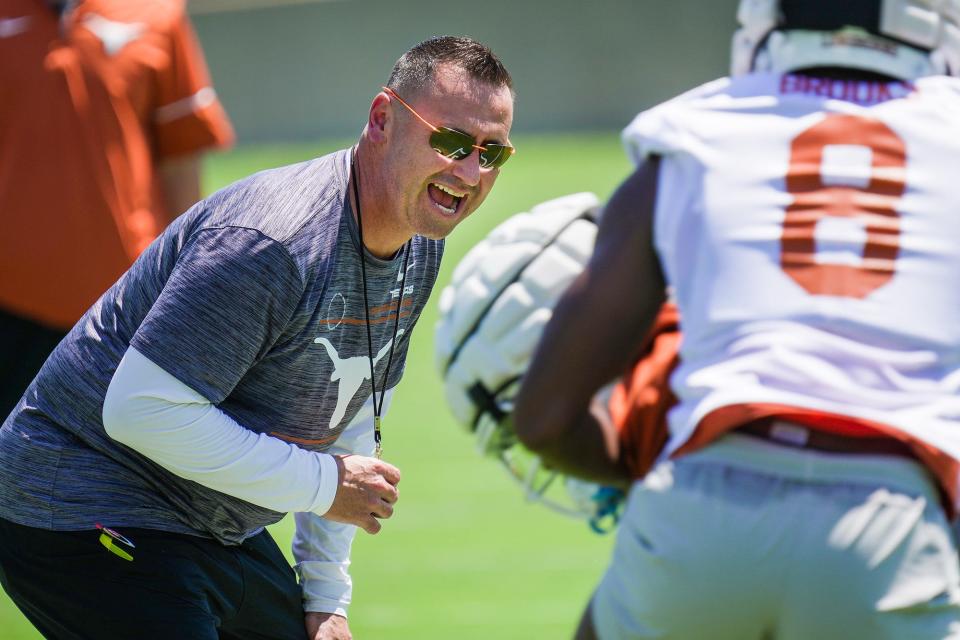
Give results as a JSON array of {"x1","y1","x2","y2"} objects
[{"x1": 383, "y1": 64, "x2": 514, "y2": 242}]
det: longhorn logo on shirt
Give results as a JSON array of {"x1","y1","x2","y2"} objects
[
  {"x1": 313, "y1": 329, "x2": 405, "y2": 431},
  {"x1": 83, "y1": 14, "x2": 145, "y2": 56}
]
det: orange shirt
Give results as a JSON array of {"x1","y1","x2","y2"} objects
[
  {"x1": 0, "y1": 0, "x2": 233, "y2": 329},
  {"x1": 608, "y1": 303, "x2": 679, "y2": 480}
]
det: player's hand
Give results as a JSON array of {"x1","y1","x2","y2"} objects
[
  {"x1": 324, "y1": 454, "x2": 400, "y2": 534},
  {"x1": 305, "y1": 612, "x2": 351, "y2": 640}
]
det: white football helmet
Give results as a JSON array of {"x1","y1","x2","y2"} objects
[
  {"x1": 732, "y1": 0, "x2": 960, "y2": 80},
  {"x1": 434, "y1": 192, "x2": 623, "y2": 532}
]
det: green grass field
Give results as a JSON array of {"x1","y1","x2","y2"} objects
[{"x1": 0, "y1": 133, "x2": 633, "y2": 639}]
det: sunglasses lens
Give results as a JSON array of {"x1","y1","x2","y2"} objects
[
  {"x1": 430, "y1": 128, "x2": 514, "y2": 169},
  {"x1": 430, "y1": 129, "x2": 475, "y2": 160},
  {"x1": 479, "y1": 144, "x2": 513, "y2": 169}
]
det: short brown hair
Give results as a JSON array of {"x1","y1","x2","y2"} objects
[{"x1": 386, "y1": 36, "x2": 513, "y2": 98}]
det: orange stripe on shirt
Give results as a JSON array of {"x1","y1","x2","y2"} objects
[
  {"x1": 270, "y1": 432, "x2": 340, "y2": 446},
  {"x1": 321, "y1": 310, "x2": 413, "y2": 326},
  {"x1": 369, "y1": 298, "x2": 414, "y2": 315}
]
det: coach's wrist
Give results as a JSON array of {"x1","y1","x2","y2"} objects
[
  {"x1": 311, "y1": 453, "x2": 340, "y2": 515},
  {"x1": 305, "y1": 611, "x2": 351, "y2": 640}
]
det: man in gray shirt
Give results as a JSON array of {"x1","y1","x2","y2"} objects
[{"x1": 0, "y1": 36, "x2": 514, "y2": 640}]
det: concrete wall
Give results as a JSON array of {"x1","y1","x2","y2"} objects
[{"x1": 192, "y1": 0, "x2": 740, "y2": 143}]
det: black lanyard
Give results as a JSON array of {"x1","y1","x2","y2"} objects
[{"x1": 351, "y1": 157, "x2": 410, "y2": 458}]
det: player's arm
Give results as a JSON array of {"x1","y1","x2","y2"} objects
[
  {"x1": 153, "y1": 8, "x2": 233, "y2": 223},
  {"x1": 158, "y1": 153, "x2": 203, "y2": 222},
  {"x1": 514, "y1": 157, "x2": 666, "y2": 485}
]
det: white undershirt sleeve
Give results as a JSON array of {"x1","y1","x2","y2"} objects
[
  {"x1": 293, "y1": 389, "x2": 394, "y2": 617},
  {"x1": 102, "y1": 346, "x2": 339, "y2": 516}
]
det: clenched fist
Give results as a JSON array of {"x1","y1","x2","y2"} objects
[{"x1": 324, "y1": 455, "x2": 401, "y2": 534}]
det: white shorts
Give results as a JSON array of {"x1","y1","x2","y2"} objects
[{"x1": 591, "y1": 433, "x2": 960, "y2": 640}]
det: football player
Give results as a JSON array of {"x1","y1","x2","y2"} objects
[{"x1": 515, "y1": 1, "x2": 960, "y2": 638}]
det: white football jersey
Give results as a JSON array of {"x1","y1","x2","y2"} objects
[{"x1": 623, "y1": 72, "x2": 960, "y2": 505}]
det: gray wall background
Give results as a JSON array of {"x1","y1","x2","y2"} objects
[{"x1": 192, "y1": 0, "x2": 741, "y2": 143}]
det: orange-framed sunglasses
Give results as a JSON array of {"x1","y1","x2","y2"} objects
[{"x1": 383, "y1": 86, "x2": 515, "y2": 170}]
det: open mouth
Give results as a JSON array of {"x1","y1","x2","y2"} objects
[{"x1": 428, "y1": 182, "x2": 467, "y2": 215}]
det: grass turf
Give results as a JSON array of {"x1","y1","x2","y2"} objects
[{"x1": 0, "y1": 132, "x2": 633, "y2": 639}]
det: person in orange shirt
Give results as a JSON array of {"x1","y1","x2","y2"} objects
[{"x1": 0, "y1": 0, "x2": 233, "y2": 416}]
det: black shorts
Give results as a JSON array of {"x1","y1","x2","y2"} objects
[
  {"x1": 0, "y1": 308, "x2": 67, "y2": 419},
  {"x1": 0, "y1": 518, "x2": 308, "y2": 640}
]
